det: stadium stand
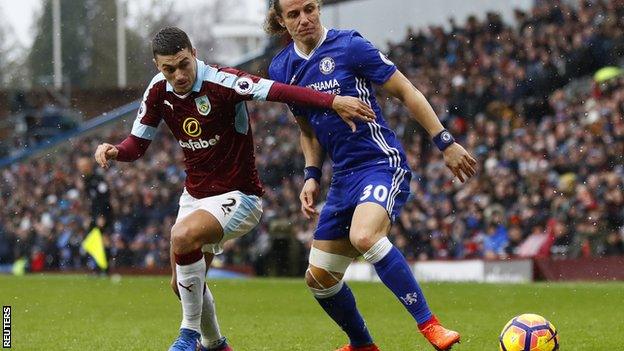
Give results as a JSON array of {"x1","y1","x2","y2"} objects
[{"x1": 0, "y1": 0, "x2": 622, "y2": 274}]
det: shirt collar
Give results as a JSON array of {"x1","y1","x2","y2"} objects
[
  {"x1": 294, "y1": 27, "x2": 328, "y2": 60},
  {"x1": 165, "y1": 58, "x2": 206, "y2": 94}
]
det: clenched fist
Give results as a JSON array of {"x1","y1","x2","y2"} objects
[{"x1": 94, "y1": 143, "x2": 119, "y2": 169}]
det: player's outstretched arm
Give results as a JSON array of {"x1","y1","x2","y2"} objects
[
  {"x1": 331, "y1": 95, "x2": 376, "y2": 132},
  {"x1": 94, "y1": 135, "x2": 151, "y2": 169},
  {"x1": 266, "y1": 81, "x2": 375, "y2": 131},
  {"x1": 294, "y1": 115, "x2": 324, "y2": 219},
  {"x1": 381, "y1": 70, "x2": 477, "y2": 182}
]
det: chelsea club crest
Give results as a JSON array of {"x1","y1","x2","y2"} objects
[
  {"x1": 319, "y1": 57, "x2": 335, "y2": 75},
  {"x1": 195, "y1": 95, "x2": 211, "y2": 116}
]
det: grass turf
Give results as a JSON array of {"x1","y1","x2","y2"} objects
[{"x1": 0, "y1": 275, "x2": 622, "y2": 350}]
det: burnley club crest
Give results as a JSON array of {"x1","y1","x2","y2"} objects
[{"x1": 195, "y1": 95, "x2": 211, "y2": 116}]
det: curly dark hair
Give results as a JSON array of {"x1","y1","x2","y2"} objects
[{"x1": 264, "y1": 0, "x2": 323, "y2": 35}]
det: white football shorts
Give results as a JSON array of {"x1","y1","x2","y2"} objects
[{"x1": 175, "y1": 188, "x2": 263, "y2": 255}]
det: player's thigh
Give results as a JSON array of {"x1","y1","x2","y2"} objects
[
  {"x1": 313, "y1": 238, "x2": 359, "y2": 258},
  {"x1": 171, "y1": 208, "x2": 224, "y2": 251},
  {"x1": 353, "y1": 167, "x2": 410, "y2": 221},
  {"x1": 198, "y1": 191, "x2": 263, "y2": 255},
  {"x1": 174, "y1": 189, "x2": 225, "y2": 244},
  {"x1": 350, "y1": 167, "x2": 411, "y2": 250},
  {"x1": 313, "y1": 183, "x2": 354, "y2": 242},
  {"x1": 350, "y1": 203, "x2": 392, "y2": 251}
]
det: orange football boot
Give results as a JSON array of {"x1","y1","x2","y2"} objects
[{"x1": 419, "y1": 315, "x2": 461, "y2": 350}]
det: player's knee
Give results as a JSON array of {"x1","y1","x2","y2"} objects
[
  {"x1": 304, "y1": 269, "x2": 322, "y2": 289},
  {"x1": 170, "y1": 223, "x2": 196, "y2": 253},
  {"x1": 307, "y1": 247, "x2": 352, "y2": 298},
  {"x1": 305, "y1": 265, "x2": 342, "y2": 290},
  {"x1": 349, "y1": 230, "x2": 378, "y2": 253}
]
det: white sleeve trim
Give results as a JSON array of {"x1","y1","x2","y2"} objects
[
  {"x1": 131, "y1": 120, "x2": 157, "y2": 140},
  {"x1": 131, "y1": 73, "x2": 164, "y2": 140},
  {"x1": 252, "y1": 78, "x2": 274, "y2": 101}
]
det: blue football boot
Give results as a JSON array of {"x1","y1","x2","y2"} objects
[{"x1": 168, "y1": 328, "x2": 201, "y2": 351}]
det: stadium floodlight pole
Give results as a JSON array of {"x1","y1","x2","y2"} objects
[
  {"x1": 116, "y1": 0, "x2": 127, "y2": 88},
  {"x1": 52, "y1": 0, "x2": 62, "y2": 89}
]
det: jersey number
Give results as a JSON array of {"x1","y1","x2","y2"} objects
[
  {"x1": 221, "y1": 198, "x2": 237, "y2": 216},
  {"x1": 359, "y1": 185, "x2": 388, "y2": 202}
]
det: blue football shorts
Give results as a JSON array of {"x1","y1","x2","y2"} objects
[{"x1": 314, "y1": 165, "x2": 411, "y2": 241}]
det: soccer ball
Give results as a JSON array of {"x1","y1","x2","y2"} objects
[{"x1": 499, "y1": 314, "x2": 559, "y2": 351}]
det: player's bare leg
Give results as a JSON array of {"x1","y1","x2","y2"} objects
[
  {"x1": 307, "y1": 238, "x2": 380, "y2": 351},
  {"x1": 168, "y1": 209, "x2": 226, "y2": 351},
  {"x1": 170, "y1": 248, "x2": 231, "y2": 351},
  {"x1": 350, "y1": 203, "x2": 460, "y2": 350}
]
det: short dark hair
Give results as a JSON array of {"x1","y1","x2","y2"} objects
[{"x1": 152, "y1": 27, "x2": 193, "y2": 57}]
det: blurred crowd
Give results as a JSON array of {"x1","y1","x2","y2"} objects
[
  {"x1": 0, "y1": 90, "x2": 82, "y2": 158},
  {"x1": 380, "y1": 0, "x2": 624, "y2": 260},
  {"x1": 0, "y1": 0, "x2": 623, "y2": 274}
]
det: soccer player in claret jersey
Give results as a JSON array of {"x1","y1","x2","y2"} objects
[
  {"x1": 94, "y1": 27, "x2": 375, "y2": 351},
  {"x1": 266, "y1": 1, "x2": 477, "y2": 350}
]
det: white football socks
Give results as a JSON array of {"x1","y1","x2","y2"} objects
[
  {"x1": 200, "y1": 285, "x2": 225, "y2": 348},
  {"x1": 176, "y1": 258, "x2": 206, "y2": 333}
]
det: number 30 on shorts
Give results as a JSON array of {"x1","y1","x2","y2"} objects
[{"x1": 359, "y1": 184, "x2": 389, "y2": 202}]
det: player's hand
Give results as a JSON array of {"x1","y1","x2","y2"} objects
[
  {"x1": 300, "y1": 178, "x2": 320, "y2": 219},
  {"x1": 332, "y1": 96, "x2": 376, "y2": 132},
  {"x1": 94, "y1": 143, "x2": 119, "y2": 169},
  {"x1": 443, "y1": 143, "x2": 477, "y2": 183}
]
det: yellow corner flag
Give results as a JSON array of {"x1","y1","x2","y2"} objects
[
  {"x1": 82, "y1": 227, "x2": 108, "y2": 270},
  {"x1": 12, "y1": 257, "x2": 27, "y2": 276}
]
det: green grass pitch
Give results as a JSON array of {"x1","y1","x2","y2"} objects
[{"x1": 1, "y1": 275, "x2": 622, "y2": 350}]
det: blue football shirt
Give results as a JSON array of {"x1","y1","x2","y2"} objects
[{"x1": 269, "y1": 28, "x2": 408, "y2": 174}]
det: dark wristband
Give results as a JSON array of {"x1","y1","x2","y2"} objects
[
  {"x1": 304, "y1": 166, "x2": 322, "y2": 182},
  {"x1": 433, "y1": 129, "x2": 455, "y2": 151}
]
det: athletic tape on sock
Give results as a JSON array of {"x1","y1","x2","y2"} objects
[{"x1": 362, "y1": 237, "x2": 393, "y2": 264}]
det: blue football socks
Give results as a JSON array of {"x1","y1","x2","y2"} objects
[
  {"x1": 315, "y1": 282, "x2": 374, "y2": 347},
  {"x1": 364, "y1": 237, "x2": 432, "y2": 324}
]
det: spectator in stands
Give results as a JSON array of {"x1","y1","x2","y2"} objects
[
  {"x1": 483, "y1": 223, "x2": 509, "y2": 259},
  {"x1": 603, "y1": 229, "x2": 624, "y2": 256}
]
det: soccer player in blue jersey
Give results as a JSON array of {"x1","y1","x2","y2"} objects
[{"x1": 265, "y1": 1, "x2": 477, "y2": 350}]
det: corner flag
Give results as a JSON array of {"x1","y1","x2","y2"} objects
[
  {"x1": 82, "y1": 227, "x2": 108, "y2": 270},
  {"x1": 12, "y1": 257, "x2": 27, "y2": 276}
]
